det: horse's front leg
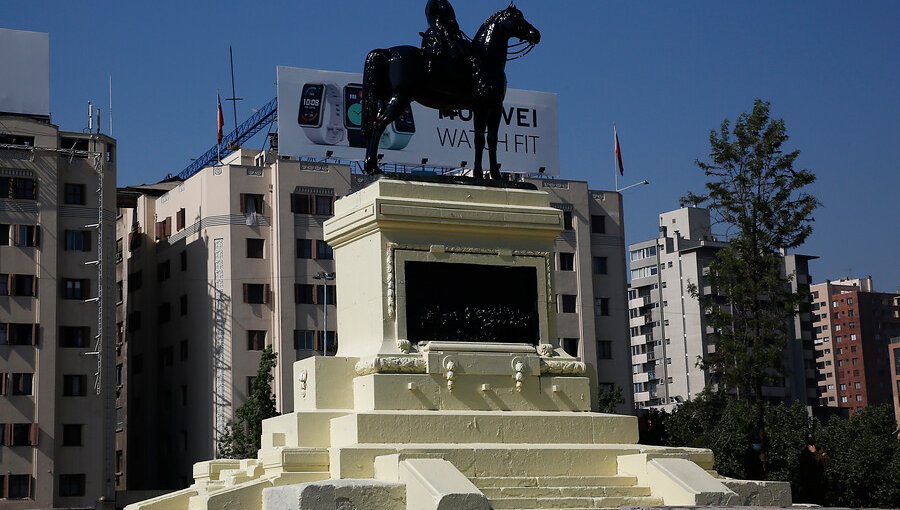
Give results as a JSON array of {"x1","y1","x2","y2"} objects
[
  {"x1": 486, "y1": 106, "x2": 503, "y2": 180},
  {"x1": 472, "y1": 112, "x2": 486, "y2": 179}
]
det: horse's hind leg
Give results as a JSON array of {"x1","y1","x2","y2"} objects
[{"x1": 472, "y1": 113, "x2": 486, "y2": 179}]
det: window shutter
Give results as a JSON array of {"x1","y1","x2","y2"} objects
[
  {"x1": 6, "y1": 274, "x2": 11, "y2": 295},
  {"x1": 165, "y1": 217, "x2": 172, "y2": 236},
  {"x1": 33, "y1": 226, "x2": 40, "y2": 247},
  {"x1": 32, "y1": 323, "x2": 39, "y2": 346},
  {"x1": 30, "y1": 423, "x2": 38, "y2": 446},
  {"x1": 0, "y1": 373, "x2": 7, "y2": 396},
  {"x1": 13, "y1": 225, "x2": 20, "y2": 246},
  {"x1": 83, "y1": 231, "x2": 92, "y2": 251},
  {"x1": 263, "y1": 284, "x2": 271, "y2": 304},
  {"x1": 242, "y1": 284, "x2": 249, "y2": 303},
  {"x1": 32, "y1": 276, "x2": 37, "y2": 297},
  {"x1": 155, "y1": 222, "x2": 162, "y2": 240},
  {"x1": 3, "y1": 470, "x2": 9, "y2": 496},
  {"x1": 240, "y1": 194, "x2": 247, "y2": 213},
  {"x1": 27, "y1": 474, "x2": 32, "y2": 498},
  {"x1": 3, "y1": 423, "x2": 10, "y2": 446},
  {"x1": 290, "y1": 194, "x2": 297, "y2": 213}
]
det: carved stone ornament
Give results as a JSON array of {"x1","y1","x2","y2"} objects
[
  {"x1": 355, "y1": 355, "x2": 426, "y2": 376},
  {"x1": 396, "y1": 338, "x2": 412, "y2": 354},
  {"x1": 298, "y1": 369, "x2": 308, "y2": 398},
  {"x1": 539, "y1": 358, "x2": 586, "y2": 376},
  {"x1": 536, "y1": 343, "x2": 554, "y2": 357}
]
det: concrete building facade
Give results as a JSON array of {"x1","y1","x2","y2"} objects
[
  {"x1": 1, "y1": 114, "x2": 117, "y2": 507},
  {"x1": 890, "y1": 336, "x2": 900, "y2": 425},
  {"x1": 627, "y1": 207, "x2": 817, "y2": 410},
  {"x1": 114, "y1": 155, "x2": 634, "y2": 491}
]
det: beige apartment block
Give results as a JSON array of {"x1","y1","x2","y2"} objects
[
  {"x1": 890, "y1": 336, "x2": 900, "y2": 425},
  {"x1": 1, "y1": 114, "x2": 117, "y2": 507},
  {"x1": 627, "y1": 207, "x2": 817, "y2": 410},
  {"x1": 114, "y1": 154, "x2": 634, "y2": 494}
]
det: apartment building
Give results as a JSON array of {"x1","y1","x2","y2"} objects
[
  {"x1": 889, "y1": 336, "x2": 900, "y2": 425},
  {"x1": 1, "y1": 114, "x2": 117, "y2": 507},
  {"x1": 113, "y1": 153, "x2": 633, "y2": 491},
  {"x1": 810, "y1": 278, "x2": 900, "y2": 413},
  {"x1": 627, "y1": 207, "x2": 817, "y2": 410}
]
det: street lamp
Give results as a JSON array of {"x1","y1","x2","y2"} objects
[
  {"x1": 616, "y1": 180, "x2": 650, "y2": 193},
  {"x1": 313, "y1": 271, "x2": 335, "y2": 355}
]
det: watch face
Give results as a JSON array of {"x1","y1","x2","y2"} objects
[
  {"x1": 393, "y1": 106, "x2": 416, "y2": 134},
  {"x1": 298, "y1": 84, "x2": 325, "y2": 127},
  {"x1": 343, "y1": 84, "x2": 364, "y2": 130}
]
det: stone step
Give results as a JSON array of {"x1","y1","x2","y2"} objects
[
  {"x1": 486, "y1": 495, "x2": 663, "y2": 509},
  {"x1": 471, "y1": 475, "x2": 638, "y2": 488},
  {"x1": 479, "y1": 485, "x2": 651, "y2": 499}
]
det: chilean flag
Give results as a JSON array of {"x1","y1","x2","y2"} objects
[
  {"x1": 217, "y1": 92, "x2": 225, "y2": 145},
  {"x1": 614, "y1": 125, "x2": 624, "y2": 176}
]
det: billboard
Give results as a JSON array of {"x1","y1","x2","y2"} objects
[
  {"x1": 0, "y1": 29, "x2": 50, "y2": 117},
  {"x1": 277, "y1": 66, "x2": 559, "y2": 176}
]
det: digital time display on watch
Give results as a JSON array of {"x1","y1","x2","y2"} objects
[{"x1": 298, "y1": 84, "x2": 325, "y2": 127}]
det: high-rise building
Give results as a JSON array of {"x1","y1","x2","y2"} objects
[
  {"x1": 1, "y1": 114, "x2": 117, "y2": 507},
  {"x1": 627, "y1": 207, "x2": 817, "y2": 410},
  {"x1": 113, "y1": 153, "x2": 634, "y2": 492},
  {"x1": 810, "y1": 278, "x2": 900, "y2": 413}
]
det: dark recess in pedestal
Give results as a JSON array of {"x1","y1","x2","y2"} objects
[{"x1": 405, "y1": 261, "x2": 539, "y2": 344}]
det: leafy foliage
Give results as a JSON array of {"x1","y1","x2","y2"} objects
[
  {"x1": 597, "y1": 384, "x2": 625, "y2": 413},
  {"x1": 682, "y1": 98, "x2": 818, "y2": 402},
  {"x1": 217, "y1": 345, "x2": 278, "y2": 459},
  {"x1": 653, "y1": 396, "x2": 900, "y2": 508}
]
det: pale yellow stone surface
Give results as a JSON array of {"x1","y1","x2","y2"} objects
[{"x1": 128, "y1": 179, "x2": 789, "y2": 510}]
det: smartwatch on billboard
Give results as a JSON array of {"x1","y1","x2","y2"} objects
[
  {"x1": 343, "y1": 83, "x2": 366, "y2": 148},
  {"x1": 379, "y1": 105, "x2": 415, "y2": 150},
  {"x1": 298, "y1": 82, "x2": 345, "y2": 145}
]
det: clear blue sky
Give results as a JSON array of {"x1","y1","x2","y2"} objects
[{"x1": 4, "y1": 1, "x2": 899, "y2": 291}]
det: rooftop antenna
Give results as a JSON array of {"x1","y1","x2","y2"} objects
[
  {"x1": 108, "y1": 74, "x2": 113, "y2": 136},
  {"x1": 225, "y1": 46, "x2": 243, "y2": 150},
  {"x1": 87, "y1": 101, "x2": 93, "y2": 132}
]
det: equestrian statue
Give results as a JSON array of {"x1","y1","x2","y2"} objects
[{"x1": 361, "y1": 0, "x2": 540, "y2": 179}]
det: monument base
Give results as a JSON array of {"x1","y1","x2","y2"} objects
[{"x1": 127, "y1": 179, "x2": 790, "y2": 510}]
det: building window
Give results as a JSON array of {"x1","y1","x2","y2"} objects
[
  {"x1": 590, "y1": 215, "x2": 606, "y2": 234},
  {"x1": 562, "y1": 211, "x2": 573, "y2": 230},
  {"x1": 247, "y1": 330, "x2": 267, "y2": 350},
  {"x1": 11, "y1": 373, "x2": 33, "y2": 395},
  {"x1": 62, "y1": 424, "x2": 83, "y2": 447},
  {"x1": 240, "y1": 193, "x2": 264, "y2": 214},
  {"x1": 116, "y1": 280, "x2": 123, "y2": 302},
  {"x1": 62, "y1": 279, "x2": 90, "y2": 300},
  {"x1": 243, "y1": 284, "x2": 270, "y2": 304},
  {"x1": 180, "y1": 294, "x2": 188, "y2": 315},
  {"x1": 158, "y1": 302, "x2": 171, "y2": 323},
  {"x1": 2, "y1": 323, "x2": 38, "y2": 345},
  {"x1": 296, "y1": 284, "x2": 315, "y2": 304},
  {"x1": 64, "y1": 183, "x2": 86, "y2": 205},
  {"x1": 64, "y1": 230, "x2": 92, "y2": 251},
  {"x1": 60, "y1": 326, "x2": 91, "y2": 348},
  {"x1": 128, "y1": 270, "x2": 143, "y2": 291},
  {"x1": 315, "y1": 195, "x2": 334, "y2": 216},
  {"x1": 297, "y1": 239, "x2": 313, "y2": 259},
  {"x1": 598, "y1": 340, "x2": 613, "y2": 359},
  {"x1": 558, "y1": 252, "x2": 575, "y2": 271},
  {"x1": 63, "y1": 375, "x2": 87, "y2": 396},
  {"x1": 9, "y1": 274, "x2": 36, "y2": 296},
  {"x1": 158, "y1": 260, "x2": 171, "y2": 282},
  {"x1": 592, "y1": 256, "x2": 608, "y2": 275},
  {"x1": 155, "y1": 217, "x2": 172, "y2": 241},
  {"x1": 7, "y1": 474, "x2": 32, "y2": 499},
  {"x1": 127, "y1": 312, "x2": 142, "y2": 332},
  {"x1": 596, "y1": 297, "x2": 610, "y2": 316},
  {"x1": 316, "y1": 285, "x2": 337, "y2": 305},
  {"x1": 247, "y1": 238, "x2": 265, "y2": 258},
  {"x1": 11, "y1": 224, "x2": 40, "y2": 247},
  {"x1": 59, "y1": 474, "x2": 86, "y2": 497},
  {"x1": 316, "y1": 240, "x2": 334, "y2": 260},
  {"x1": 176, "y1": 208, "x2": 186, "y2": 231},
  {"x1": 561, "y1": 337, "x2": 579, "y2": 356},
  {"x1": 559, "y1": 294, "x2": 577, "y2": 313},
  {"x1": 295, "y1": 330, "x2": 315, "y2": 350}
]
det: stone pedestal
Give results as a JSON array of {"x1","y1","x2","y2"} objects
[{"x1": 127, "y1": 177, "x2": 791, "y2": 510}]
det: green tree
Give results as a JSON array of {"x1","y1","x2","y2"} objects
[
  {"x1": 817, "y1": 405, "x2": 900, "y2": 508},
  {"x1": 682, "y1": 99, "x2": 817, "y2": 475},
  {"x1": 217, "y1": 345, "x2": 278, "y2": 459},
  {"x1": 597, "y1": 384, "x2": 625, "y2": 413},
  {"x1": 683, "y1": 98, "x2": 818, "y2": 402}
]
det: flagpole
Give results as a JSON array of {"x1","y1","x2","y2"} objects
[{"x1": 614, "y1": 124, "x2": 619, "y2": 192}]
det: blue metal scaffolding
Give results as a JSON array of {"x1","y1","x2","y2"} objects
[{"x1": 176, "y1": 97, "x2": 278, "y2": 181}]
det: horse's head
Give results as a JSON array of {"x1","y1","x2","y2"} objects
[{"x1": 500, "y1": 4, "x2": 540, "y2": 45}]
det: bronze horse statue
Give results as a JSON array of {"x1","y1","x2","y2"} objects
[{"x1": 361, "y1": 4, "x2": 540, "y2": 179}]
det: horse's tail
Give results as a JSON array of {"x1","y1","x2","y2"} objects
[{"x1": 361, "y1": 48, "x2": 388, "y2": 137}]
